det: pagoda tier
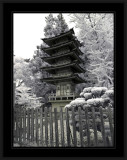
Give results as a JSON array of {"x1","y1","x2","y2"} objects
[
  {"x1": 41, "y1": 40, "x2": 83, "y2": 56},
  {"x1": 41, "y1": 74, "x2": 85, "y2": 85},
  {"x1": 41, "y1": 48, "x2": 83, "y2": 64},
  {"x1": 42, "y1": 28, "x2": 82, "y2": 47},
  {"x1": 41, "y1": 61, "x2": 85, "y2": 74}
]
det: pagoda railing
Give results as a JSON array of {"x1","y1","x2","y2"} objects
[
  {"x1": 48, "y1": 93, "x2": 78, "y2": 101},
  {"x1": 53, "y1": 73, "x2": 72, "y2": 78}
]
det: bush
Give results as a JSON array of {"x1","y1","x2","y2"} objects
[{"x1": 65, "y1": 87, "x2": 114, "y2": 138}]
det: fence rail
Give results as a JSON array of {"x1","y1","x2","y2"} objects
[{"x1": 13, "y1": 106, "x2": 114, "y2": 147}]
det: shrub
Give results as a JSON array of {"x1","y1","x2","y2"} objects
[{"x1": 65, "y1": 86, "x2": 114, "y2": 139}]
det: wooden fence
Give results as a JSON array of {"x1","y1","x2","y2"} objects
[{"x1": 13, "y1": 106, "x2": 114, "y2": 147}]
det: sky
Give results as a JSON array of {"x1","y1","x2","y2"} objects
[{"x1": 13, "y1": 13, "x2": 76, "y2": 59}]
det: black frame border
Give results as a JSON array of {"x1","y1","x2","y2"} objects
[{"x1": 2, "y1": 2, "x2": 125, "y2": 158}]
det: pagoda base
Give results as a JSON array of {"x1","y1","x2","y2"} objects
[{"x1": 49, "y1": 100, "x2": 71, "y2": 112}]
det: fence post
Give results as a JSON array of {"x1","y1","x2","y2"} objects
[
  {"x1": 72, "y1": 107, "x2": 77, "y2": 147},
  {"x1": 85, "y1": 107, "x2": 90, "y2": 146},
  {"x1": 40, "y1": 108, "x2": 43, "y2": 145},
  {"x1": 15, "y1": 108, "x2": 19, "y2": 143},
  {"x1": 13, "y1": 109, "x2": 16, "y2": 143},
  {"x1": 78, "y1": 107, "x2": 83, "y2": 147},
  {"x1": 31, "y1": 108, "x2": 34, "y2": 142},
  {"x1": 23, "y1": 107, "x2": 26, "y2": 143},
  {"x1": 107, "y1": 106, "x2": 114, "y2": 146},
  {"x1": 35, "y1": 108, "x2": 39, "y2": 146},
  {"x1": 54, "y1": 108, "x2": 59, "y2": 147},
  {"x1": 92, "y1": 107, "x2": 98, "y2": 146},
  {"x1": 65, "y1": 108, "x2": 70, "y2": 147},
  {"x1": 99, "y1": 107, "x2": 107, "y2": 146},
  {"x1": 60, "y1": 108, "x2": 64, "y2": 147},
  {"x1": 19, "y1": 107, "x2": 22, "y2": 145},
  {"x1": 44, "y1": 107, "x2": 48, "y2": 147},
  {"x1": 27, "y1": 108, "x2": 30, "y2": 144},
  {"x1": 49, "y1": 107, "x2": 53, "y2": 147}
]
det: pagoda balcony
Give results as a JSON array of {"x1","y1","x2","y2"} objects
[
  {"x1": 52, "y1": 73, "x2": 72, "y2": 78},
  {"x1": 48, "y1": 93, "x2": 78, "y2": 101}
]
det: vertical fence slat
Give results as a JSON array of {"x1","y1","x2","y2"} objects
[
  {"x1": 49, "y1": 108, "x2": 53, "y2": 147},
  {"x1": 31, "y1": 108, "x2": 34, "y2": 142},
  {"x1": 65, "y1": 108, "x2": 70, "y2": 147},
  {"x1": 45, "y1": 107, "x2": 48, "y2": 147},
  {"x1": 92, "y1": 107, "x2": 98, "y2": 146},
  {"x1": 38, "y1": 108, "x2": 40, "y2": 145},
  {"x1": 72, "y1": 107, "x2": 77, "y2": 147},
  {"x1": 99, "y1": 107, "x2": 106, "y2": 146},
  {"x1": 13, "y1": 109, "x2": 16, "y2": 143},
  {"x1": 27, "y1": 108, "x2": 30, "y2": 144},
  {"x1": 60, "y1": 108, "x2": 64, "y2": 147},
  {"x1": 107, "y1": 106, "x2": 114, "y2": 146},
  {"x1": 40, "y1": 108, "x2": 43, "y2": 145},
  {"x1": 35, "y1": 108, "x2": 39, "y2": 146},
  {"x1": 54, "y1": 108, "x2": 59, "y2": 147},
  {"x1": 15, "y1": 108, "x2": 19, "y2": 143},
  {"x1": 78, "y1": 107, "x2": 83, "y2": 147},
  {"x1": 85, "y1": 107, "x2": 90, "y2": 146},
  {"x1": 19, "y1": 107, "x2": 22, "y2": 145},
  {"x1": 29, "y1": 109, "x2": 31, "y2": 142},
  {"x1": 23, "y1": 108, "x2": 26, "y2": 143}
]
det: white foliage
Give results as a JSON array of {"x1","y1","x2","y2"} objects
[
  {"x1": 105, "y1": 89, "x2": 114, "y2": 97},
  {"x1": 70, "y1": 98, "x2": 86, "y2": 105},
  {"x1": 69, "y1": 13, "x2": 114, "y2": 87},
  {"x1": 83, "y1": 87, "x2": 92, "y2": 93},
  {"x1": 65, "y1": 104, "x2": 71, "y2": 109},
  {"x1": 91, "y1": 87, "x2": 107, "y2": 97},
  {"x1": 80, "y1": 92, "x2": 84, "y2": 97},
  {"x1": 83, "y1": 93, "x2": 93, "y2": 100}
]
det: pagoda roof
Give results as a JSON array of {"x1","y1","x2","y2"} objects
[
  {"x1": 41, "y1": 28, "x2": 75, "y2": 46},
  {"x1": 41, "y1": 41, "x2": 83, "y2": 55},
  {"x1": 41, "y1": 62, "x2": 85, "y2": 74},
  {"x1": 41, "y1": 49, "x2": 83, "y2": 64},
  {"x1": 41, "y1": 74, "x2": 85, "y2": 84}
]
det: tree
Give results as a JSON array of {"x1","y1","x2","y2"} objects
[
  {"x1": 15, "y1": 81, "x2": 43, "y2": 108},
  {"x1": 44, "y1": 13, "x2": 56, "y2": 38},
  {"x1": 44, "y1": 13, "x2": 69, "y2": 38},
  {"x1": 28, "y1": 46, "x2": 55, "y2": 102},
  {"x1": 14, "y1": 56, "x2": 33, "y2": 87},
  {"x1": 69, "y1": 13, "x2": 114, "y2": 88},
  {"x1": 54, "y1": 13, "x2": 69, "y2": 35}
]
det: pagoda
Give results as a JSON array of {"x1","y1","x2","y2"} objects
[{"x1": 40, "y1": 28, "x2": 85, "y2": 111}]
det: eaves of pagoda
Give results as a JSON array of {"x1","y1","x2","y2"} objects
[
  {"x1": 41, "y1": 49, "x2": 83, "y2": 64},
  {"x1": 41, "y1": 62, "x2": 85, "y2": 74},
  {"x1": 41, "y1": 41, "x2": 83, "y2": 55},
  {"x1": 41, "y1": 74, "x2": 85, "y2": 84},
  {"x1": 41, "y1": 28, "x2": 75, "y2": 46}
]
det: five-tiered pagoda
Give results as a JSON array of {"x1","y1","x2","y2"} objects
[{"x1": 40, "y1": 28, "x2": 85, "y2": 111}]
